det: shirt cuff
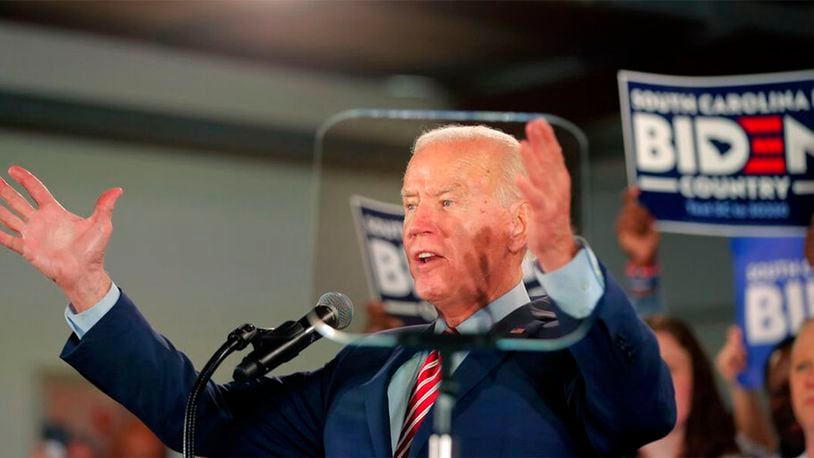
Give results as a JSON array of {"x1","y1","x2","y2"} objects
[
  {"x1": 533, "y1": 237, "x2": 605, "y2": 319},
  {"x1": 64, "y1": 281, "x2": 120, "y2": 339}
]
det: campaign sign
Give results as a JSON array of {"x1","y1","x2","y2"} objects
[
  {"x1": 351, "y1": 195, "x2": 545, "y2": 324},
  {"x1": 731, "y1": 236, "x2": 813, "y2": 388},
  {"x1": 350, "y1": 195, "x2": 437, "y2": 324},
  {"x1": 619, "y1": 70, "x2": 814, "y2": 236}
]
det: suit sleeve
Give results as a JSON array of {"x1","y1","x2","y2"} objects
[
  {"x1": 552, "y1": 265, "x2": 676, "y2": 454},
  {"x1": 60, "y1": 290, "x2": 331, "y2": 457}
]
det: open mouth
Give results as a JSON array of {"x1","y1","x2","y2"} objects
[{"x1": 416, "y1": 251, "x2": 442, "y2": 265}]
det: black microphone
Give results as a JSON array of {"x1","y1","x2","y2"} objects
[{"x1": 233, "y1": 292, "x2": 353, "y2": 382}]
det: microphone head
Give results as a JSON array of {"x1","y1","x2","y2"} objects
[{"x1": 317, "y1": 292, "x2": 354, "y2": 330}]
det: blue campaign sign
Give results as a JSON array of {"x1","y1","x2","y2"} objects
[
  {"x1": 350, "y1": 195, "x2": 437, "y2": 324},
  {"x1": 350, "y1": 195, "x2": 545, "y2": 324},
  {"x1": 619, "y1": 70, "x2": 814, "y2": 236},
  {"x1": 730, "y1": 236, "x2": 813, "y2": 388}
]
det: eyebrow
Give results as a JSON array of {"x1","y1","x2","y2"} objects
[{"x1": 401, "y1": 183, "x2": 464, "y2": 199}]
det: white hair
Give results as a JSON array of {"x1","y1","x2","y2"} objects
[{"x1": 411, "y1": 124, "x2": 526, "y2": 207}]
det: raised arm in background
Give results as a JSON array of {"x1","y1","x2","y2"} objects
[
  {"x1": 716, "y1": 325, "x2": 779, "y2": 453},
  {"x1": 615, "y1": 186, "x2": 663, "y2": 315}
]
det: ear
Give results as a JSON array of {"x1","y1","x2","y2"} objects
[{"x1": 508, "y1": 200, "x2": 528, "y2": 254}]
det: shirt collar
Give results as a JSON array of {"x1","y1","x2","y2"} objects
[{"x1": 433, "y1": 281, "x2": 531, "y2": 335}]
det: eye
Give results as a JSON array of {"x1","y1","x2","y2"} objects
[
  {"x1": 404, "y1": 202, "x2": 416, "y2": 212},
  {"x1": 441, "y1": 199, "x2": 453, "y2": 208},
  {"x1": 794, "y1": 361, "x2": 812, "y2": 372}
]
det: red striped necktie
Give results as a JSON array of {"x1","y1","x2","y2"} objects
[{"x1": 393, "y1": 328, "x2": 456, "y2": 458}]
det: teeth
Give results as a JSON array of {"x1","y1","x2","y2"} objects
[{"x1": 418, "y1": 252, "x2": 435, "y2": 259}]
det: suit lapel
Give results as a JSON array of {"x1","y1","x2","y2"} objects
[
  {"x1": 410, "y1": 298, "x2": 558, "y2": 456},
  {"x1": 362, "y1": 324, "x2": 434, "y2": 457},
  {"x1": 362, "y1": 346, "x2": 410, "y2": 458},
  {"x1": 410, "y1": 348, "x2": 509, "y2": 457}
]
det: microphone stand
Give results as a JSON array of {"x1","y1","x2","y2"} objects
[
  {"x1": 429, "y1": 346, "x2": 458, "y2": 458},
  {"x1": 183, "y1": 309, "x2": 347, "y2": 458},
  {"x1": 182, "y1": 323, "x2": 265, "y2": 458},
  {"x1": 397, "y1": 332, "x2": 496, "y2": 458}
]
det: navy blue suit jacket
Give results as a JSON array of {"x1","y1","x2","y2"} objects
[{"x1": 61, "y1": 269, "x2": 675, "y2": 457}]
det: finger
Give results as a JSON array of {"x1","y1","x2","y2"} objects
[
  {"x1": 731, "y1": 326, "x2": 742, "y2": 342},
  {"x1": 519, "y1": 141, "x2": 548, "y2": 190},
  {"x1": 0, "y1": 177, "x2": 34, "y2": 219},
  {"x1": 734, "y1": 352, "x2": 746, "y2": 368},
  {"x1": 520, "y1": 140, "x2": 564, "y2": 193},
  {"x1": 91, "y1": 187, "x2": 124, "y2": 222},
  {"x1": 526, "y1": 118, "x2": 556, "y2": 151},
  {"x1": 524, "y1": 124, "x2": 569, "y2": 197},
  {"x1": 0, "y1": 205, "x2": 24, "y2": 233},
  {"x1": 726, "y1": 325, "x2": 743, "y2": 343},
  {"x1": 8, "y1": 166, "x2": 57, "y2": 207},
  {"x1": 525, "y1": 118, "x2": 548, "y2": 146},
  {"x1": 529, "y1": 119, "x2": 566, "y2": 165},
  {"x1": 516, "y1": 174, "x2": 548, "y2": 211},
  {"x1": 0, "y1": 230, "x2": 23, "y2": 255},
  {"x1": 622, "y1": 187, "x2": 639, "y2": 206}
]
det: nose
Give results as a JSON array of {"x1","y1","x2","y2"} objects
[{"x1": 404, "y1": 203, "x2": 437, "y2": 239}]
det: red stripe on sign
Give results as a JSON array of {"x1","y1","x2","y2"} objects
[
  {"x1": 744, "y1": 158, "x2": 786, "y2": 174},
  {"x1": 739, "y1": 115, "x2": 782, "y2": 134},
  {"x1": 751, "y1": 137, "x2": 784, "y2": 154}
]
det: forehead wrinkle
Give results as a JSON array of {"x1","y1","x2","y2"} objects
[
  {"x1": 401, "y1": 182, "x2": 466, "y2": 199},
  {"x1": 402, "y1": 139, "x2": 496, "y2": 197}
]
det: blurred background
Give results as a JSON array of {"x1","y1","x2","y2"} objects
[{"x1": 0, "y1": 1, "x2": 812, "y2": 456}]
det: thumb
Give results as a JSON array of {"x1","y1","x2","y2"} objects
[{"x1": 92, "y1": 187, "x2": 124, "y2": 222}]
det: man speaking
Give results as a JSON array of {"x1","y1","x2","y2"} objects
[{"x1": 0, "y1": 118, "x2": 675, "y2": 456}]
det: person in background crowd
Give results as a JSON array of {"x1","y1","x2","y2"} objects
[
  {"x1": 718, "y1": 328, "x2": 805, "y2": 457},
  {"x1": 617, "y1": 201, "x2": 754, "y2": 457},
  {"x1": 640, "y1": 315, "x2": 740, "y2": 458},
  {"x1": 362, "y1": 299, "x2": 404, "y2": 333},
  {"x1": 716, "y1": 216, "x2": 814, "y2": 458},
  {"x1": 617, "y1": 186, "x2": 814, "y2": 457},
  {"x1": 109, "y1": 419, "x2": 167, "y2": 458},
  {"x1": 790, "y1": 318, "x2": 814, "y2": 458}
]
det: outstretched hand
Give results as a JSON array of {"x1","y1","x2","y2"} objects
[
  {"x1": 515, "y1": 118, "x2": 577, "y2": 272},
  {"x1": 616, "y1": 187, "x2": 659, "y2": 267},
  {"x1": 0, "y1": 166, "x2": 123, "y2": 312}
]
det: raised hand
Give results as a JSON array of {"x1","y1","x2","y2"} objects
[
  {"x1": 515, "y1": 118, "x2": 577, "y2": 272},
  {"x1": 616, "y1": 187, "x2": 660, "y2": 267},
  {"x1": 0, "y1": 166, "x2": 123, "y2": 312},
  {"x1": 716, "y1": 325, "x2": 747, "y2": 385}
]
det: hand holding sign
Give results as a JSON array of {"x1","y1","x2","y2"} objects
[
  {"x1": 0, "y1": 166, "x2": 123, "y2": 312},
  {"x1": 616, "y1": 187, "x2": 660, "y2": 267}
]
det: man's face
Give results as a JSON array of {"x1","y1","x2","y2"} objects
[
  {"x1": 401, "y1": 140, "x2": 523, "y2": 312},
  {"x1": 790, "y1": 323, "x2": 814, "y2": 436}
]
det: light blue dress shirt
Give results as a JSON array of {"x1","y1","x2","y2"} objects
[
  {"x1": 64, "y1": 240, "x2": 606, "y2": 453},
  {"x1": 384, "y1": 241, "x2": 604, "y2": 450}
]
